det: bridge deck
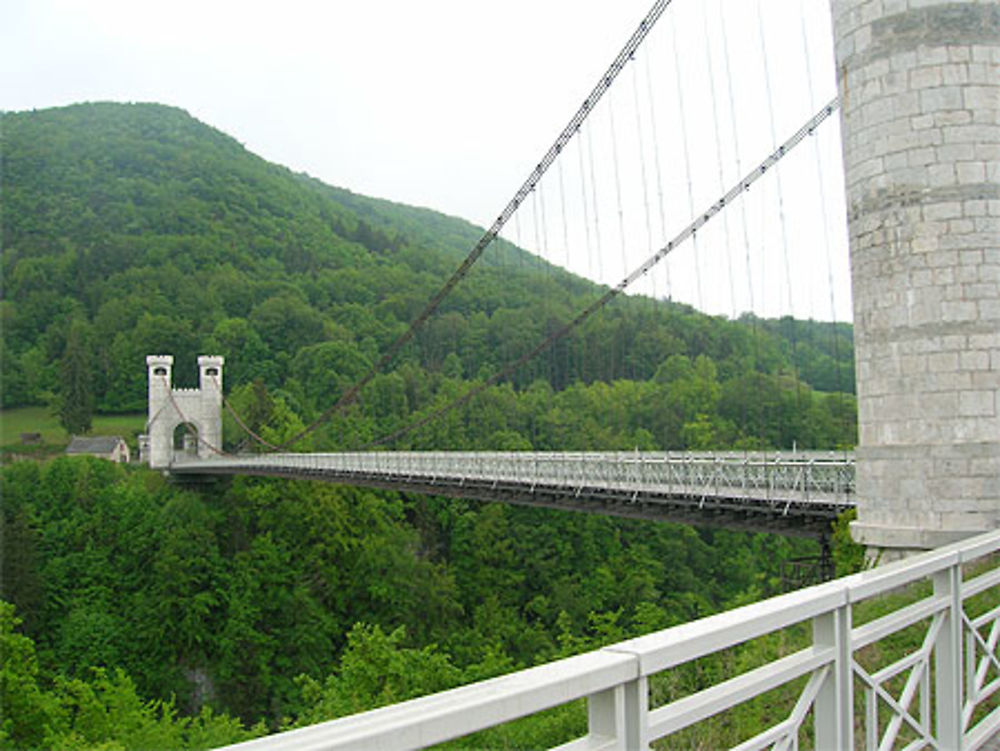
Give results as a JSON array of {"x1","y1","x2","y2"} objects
[{"x1": 172, "y1": 451, "x2": 855, "y2": 537}]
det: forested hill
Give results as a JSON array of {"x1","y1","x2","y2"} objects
[{"x1": 1, "y1": 101, "x2": 855, "y2": 451}]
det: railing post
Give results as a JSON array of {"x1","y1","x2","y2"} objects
[
  {"x1": 934, "y1": 560, "x2": 964, "y2": 750},
  {"x1": 584, "y1": 685, "x2": 626, "y2": 750},
  {"x1": 813, "y1": 598, "x2": 853, "y2": 750},
  {"x1": 622, "y1": 676, "x2": 649, "y2": 751}
]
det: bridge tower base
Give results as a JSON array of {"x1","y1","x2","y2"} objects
[{"x1": 830, "y1": 1, "x2": 1000, "y2": 558}]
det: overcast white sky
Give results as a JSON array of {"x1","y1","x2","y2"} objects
[{"x1": 1, "y1": 0, "x2": 852, "y2": 320}]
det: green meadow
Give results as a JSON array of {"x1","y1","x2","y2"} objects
[{"x1": 0, "y1": 406, "x2": 145, "y2": 450}]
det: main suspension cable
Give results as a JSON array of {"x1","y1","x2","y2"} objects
[
  {"x1": 273, "y1": 0, "x2": 678, "y2": 450},
  {"x1": 362, "y1": 99, "x2": 840, "y2": 449}
]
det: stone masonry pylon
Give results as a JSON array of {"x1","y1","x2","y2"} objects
[{"x1": 830, "y1": 1, "x2": 999, "y2": 556}]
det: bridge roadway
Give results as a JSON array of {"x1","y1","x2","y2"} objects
[{"x1": 171, "y1": 451, "x2": 855, "y2": 537}]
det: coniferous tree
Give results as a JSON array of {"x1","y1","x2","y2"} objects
[{"x1": 57, "y1": 318, "x2": 94, "y2": 435}]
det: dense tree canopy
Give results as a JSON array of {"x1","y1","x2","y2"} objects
[{"x1": 2, "y1": 454, "x2": 835, "y2": 747}]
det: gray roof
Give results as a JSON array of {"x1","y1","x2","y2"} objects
[{"x1": 65, "y1": 436, "x2": 125, "y2": 454}]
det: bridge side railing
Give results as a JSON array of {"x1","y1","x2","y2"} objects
[
  {"x1": 182, "y1": 451, "x2": 854, "y2": 502},
  {"x1": 221, "y1": 529, "x2": 1000, "y2": 751}
]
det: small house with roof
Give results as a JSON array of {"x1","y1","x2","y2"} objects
[{"x1": 65, "y1": 436, "x2": 131, "y2": 464}]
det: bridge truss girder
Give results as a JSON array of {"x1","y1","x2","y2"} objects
[{"x1": 173, "y1": 462, "x2": 850, "y2": 538}]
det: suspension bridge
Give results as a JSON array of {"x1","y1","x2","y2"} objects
[
  {"x1": 138, "y1": 0, "x2": 997, "y2": 746},
  {"x1": 151, "y1": 8, "x2": 857, "y2": 541}
]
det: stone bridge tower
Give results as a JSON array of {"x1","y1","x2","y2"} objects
[
  {"x1": 830, "y1": 1, "x2": 999, "y2": 556},
  {"x1": 145, "y1": 355, "x2": 224, "y2": 469}
]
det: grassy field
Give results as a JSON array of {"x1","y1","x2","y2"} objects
[{"x1": 0, "y1": 406, "x2": 145, "y2": 449}]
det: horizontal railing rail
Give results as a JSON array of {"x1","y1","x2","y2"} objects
[{"x1": 218, "y1": 528, "x2": 1000, "y2": 751}]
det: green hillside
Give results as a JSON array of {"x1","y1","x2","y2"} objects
[{"x1": 1, "y1": 102, "x2": 854, "y2": 452}]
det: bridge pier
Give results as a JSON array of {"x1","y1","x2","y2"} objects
[{"x1": 830, "y1": 1, "x2": 999, "y2": 558}]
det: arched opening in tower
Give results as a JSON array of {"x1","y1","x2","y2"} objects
[{"x1": 172, "y1": 422, "x2": 200, "y2": 458}]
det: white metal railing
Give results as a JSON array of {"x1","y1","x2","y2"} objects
[
  {"x1": 218, "y1": 529, "x2": 1000, "y2": 751},
  {"x1": 176, "y1": 450, "x2": 855, "y2": 505}
]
